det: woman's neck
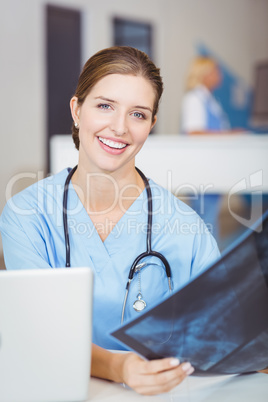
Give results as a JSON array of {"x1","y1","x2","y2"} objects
[{"x1": 71, "y1": 164, "x2": 144, "y2": 215}]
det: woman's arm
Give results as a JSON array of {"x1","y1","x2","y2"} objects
[{"x1": 91, "y1": 344, "x2": 194, "y2": 395}]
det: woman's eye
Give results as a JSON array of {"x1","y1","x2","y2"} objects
[
  {"x1": 133, "y1": 111, "x2": 145, "y2": 119},
  {"x1": 98, "y1": 103, "x2": 111, "y2": 110}
]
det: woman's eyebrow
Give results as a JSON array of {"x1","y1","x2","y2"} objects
[
  {"x1": 95, "y1": 96, "x2": 152, "y2": 113},
  {"x1": 95, "y1": 96, "x2": 116, "y2": 103},
  {"x1": 135, "y1": 105, "x2": 153, "y2": 113}
]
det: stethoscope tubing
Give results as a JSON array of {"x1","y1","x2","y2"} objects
[{"x1": 63, "y1": 165, "x2": 172, "y2": 323}]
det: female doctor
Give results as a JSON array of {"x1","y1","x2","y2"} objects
[{"x1": 0, "y1": 46, "x2": 220, "y2": 395}]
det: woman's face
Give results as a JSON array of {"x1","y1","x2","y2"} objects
[
  {"x1": 70, "y1": 74, "x2": 156, "y2": 175},
  {"x1": 203, "y1": 64, "x2": 222, "y2": 90}
]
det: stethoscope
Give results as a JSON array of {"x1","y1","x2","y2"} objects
[{"x1": 63, "y1": 165, "x2": 172, "y2": 323}]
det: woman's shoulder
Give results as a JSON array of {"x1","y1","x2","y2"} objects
[
  {"x1": 147, "y1": 179, "x2": 219, "y2": 258},
  {"x1": 181, "y1": 87, "x2": 207, "y2": 114},
  {"x1": 2, "y1": 168, "x2": 70, "y2": 218},
  {"x1": 148, "y1": 178, "x2": 200, "y2": 220},
  {"x1": 183, "y1": 85, "x2": 208, "y2": 101}
]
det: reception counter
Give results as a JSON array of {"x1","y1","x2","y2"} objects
[
  {"x1": 135, "y1": 133, "x2": 268, "y2": 194},
  {"x1": 50, "y1": 133, "x2": 268, "y2": 194}
]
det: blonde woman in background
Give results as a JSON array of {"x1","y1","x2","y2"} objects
[
  {"x1": 180, "y1": 57, "x2": 231, "y2": 242},
  {"x1": 181, "y1": 56, "x2": 230, "y2": 134}
]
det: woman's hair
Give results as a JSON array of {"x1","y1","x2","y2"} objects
[
  {"x1": 71, "y1": 46, "x2": 163, "y2": 150},
  {"x1": 185, "y1": 56, "x2": 218, "y2": 90}
]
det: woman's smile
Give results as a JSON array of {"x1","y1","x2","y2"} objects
[{"x1": 97, "y1": 136, "x2": 128, "y2": 154}]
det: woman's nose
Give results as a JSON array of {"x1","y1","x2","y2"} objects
[{"x1": 110, "y1": 112, "x2": 128, "y2": 136}]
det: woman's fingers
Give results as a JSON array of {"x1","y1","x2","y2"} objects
[
  {"x1": 140, "y1": 360, "x2": 194, "y2": 392},
  {"x1": 122, "y1": 353, "x2": 194, "y2": 395},
  {"x1": 141, "y1": 357, "x2": 192, "y2": 375},
  {"x1": 136, "y1": 373, "x2": 186, "y2": 396}
]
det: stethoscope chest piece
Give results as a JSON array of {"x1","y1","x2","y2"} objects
[{"x1": 133, "y1": 293, "x2": 146, "y2": 312}]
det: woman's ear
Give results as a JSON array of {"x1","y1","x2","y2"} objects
[
  {"x1": 151, "y1": 115, "x2": 157, "y2": 130},
  {"x1": 70, "y1": 96, "x2": 80, "y2": 124}
]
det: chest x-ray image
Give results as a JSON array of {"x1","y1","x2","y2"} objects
[{"x1": 112, "y1": 211, "x2": 268, "y2": 375}]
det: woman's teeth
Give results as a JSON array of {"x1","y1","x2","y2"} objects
[{"x1": 98, "y1": 137, "x2": 127, "y2": 149}]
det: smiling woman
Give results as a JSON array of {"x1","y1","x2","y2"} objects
[
  {"x1": 71, "y1": 46, "x2": 162, "y2": 151},
  {"x1": 70, "y1": 73, "x2": 156, "y2": 175},
  {"x1": 0, "y1": 46, "x2": 221, "y2": 396}
]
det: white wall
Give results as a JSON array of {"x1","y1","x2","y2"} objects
[{"x1": 0, "y1": 0, "x2": 268, "y2": 255}]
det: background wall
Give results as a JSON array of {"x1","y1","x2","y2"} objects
[{"x1": 1, "y1": 0, "x2": 268, "y2": 258}]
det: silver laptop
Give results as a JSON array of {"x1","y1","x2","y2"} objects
[{"x1": 0, "y1": 267, "x2": 93, "y2": 402}]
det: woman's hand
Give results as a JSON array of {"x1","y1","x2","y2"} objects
[
  {"x1": 117, "y1": 352, "x2": 194, "y2": 395},
  {"x1": 91, "y1": 344, "x2": 194, "y2": 395}
]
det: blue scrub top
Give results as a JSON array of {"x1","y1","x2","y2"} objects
[{"x1": 0, "y1": 169, "x2": 220, "y2": 350}]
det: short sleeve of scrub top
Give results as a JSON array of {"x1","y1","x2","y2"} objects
[{"x1": 181, "y1": 90, "x2": 206, "y2": 132}]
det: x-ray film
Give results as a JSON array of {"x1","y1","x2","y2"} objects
[{"x1": 112, "y1": 211, "x2": 268, "y2": 375}]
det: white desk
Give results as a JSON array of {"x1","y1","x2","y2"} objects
[
  {"x1": 50, "y1": 133, "x2": 268, "y2": 194},
  {"x1": 136, "y1": 134, "x2": 268, "y2": 194},
  {"x1": 87, "y1": 373, "x2": 267, "y2": 401}
]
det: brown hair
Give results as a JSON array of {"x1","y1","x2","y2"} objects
[{"x1": 71, "y1": 46, "x2": 163, "y2": 149}]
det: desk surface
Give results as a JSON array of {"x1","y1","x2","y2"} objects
[
  {"x1": 50, "y1": 133, "x2": 268, "y2": 193},
  {"x1": 87, "y1": 373, "x2": 267, "y2": 401}
]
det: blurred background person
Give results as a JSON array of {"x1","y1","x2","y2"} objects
[
  {"x1": 181, "y1": 56, "x2": 230, "y2": 135},
  {"x1": 180, "y1": 56, "x2": 231, "y2": 243}
]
